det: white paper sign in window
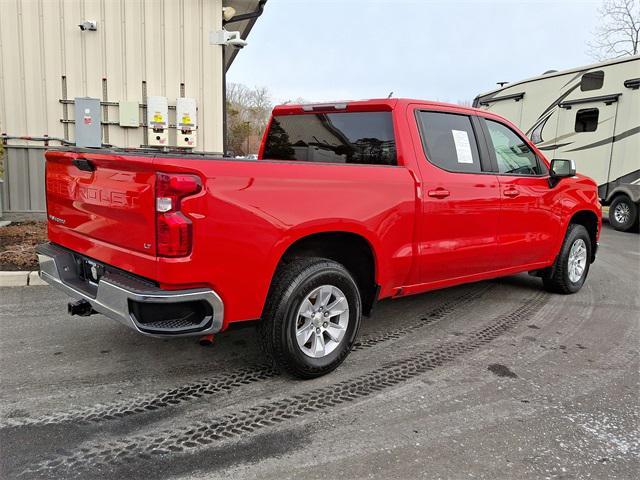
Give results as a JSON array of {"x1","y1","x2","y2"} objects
[{"x1": 451, "y1": 129, "x2": 474, "y2": 164}]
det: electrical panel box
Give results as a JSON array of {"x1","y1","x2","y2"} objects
[
  {"x1": 147, "y1": 96, "x2": 168, "y2": 147},
  {"x1": 119, "y1": 101, "x2": 139, "y2": 127},
  {"x1": 74, "y1": 97, "x2": 101, "y2": 147},
  {"x1": 176, "y1": 97, "x2": 197, "y2": 148}
]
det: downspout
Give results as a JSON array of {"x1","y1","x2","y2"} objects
[{"x1": 222, "y1": 47, "x2": 228, "y2": 156}]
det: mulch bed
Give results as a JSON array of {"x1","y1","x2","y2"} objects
[{"x1": 0, "y1": 221, "x2": 47, "y2": 271}]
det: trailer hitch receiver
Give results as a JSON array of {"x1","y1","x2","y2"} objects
[{"x1": 68, "y1": 299, "x2": 96, "y2": 317}]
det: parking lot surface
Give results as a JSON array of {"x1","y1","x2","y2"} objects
[{"x1": 1, "y1": 224, "x2": 638, "y2": 479}]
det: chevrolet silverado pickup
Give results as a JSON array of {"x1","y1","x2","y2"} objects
[{"x1": 37, "y1": 99, "x2": 601, "y2": 378}]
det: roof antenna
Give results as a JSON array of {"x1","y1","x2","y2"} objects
[
  {"x1": 496, "y1": 82, "x2": 508, "y2": 87},
  {"x1": 387, "y1": 91, "x2": 393, "y2": 98}
]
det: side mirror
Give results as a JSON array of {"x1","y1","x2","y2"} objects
[{"x1": 548, "y1": 158, "x2": 576, "y2": 187}]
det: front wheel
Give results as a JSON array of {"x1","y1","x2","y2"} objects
[
  {"x1": 609, "y1": 195, "x2": 638, "y2": 232},
  {"x1": 258, "y1": 257, "x2": 362, "y2": 379},
  {"x1": 543, "y1": 224, "x2": 591, "y2": 294}
]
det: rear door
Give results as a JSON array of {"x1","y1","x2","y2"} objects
[
  {"x1": 45, "y1": 150, "x2": 157, "y2": 255},
  {"x1": 479, "y1": 117, "x2": 559, "y2": 268},
  {"x1": 410, "y1": 108, "x2": 501, "y2": 284}
]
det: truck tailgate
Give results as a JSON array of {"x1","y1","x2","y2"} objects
[{"x1": 45, "y1": 150, "x2": 157, "y2": 255}]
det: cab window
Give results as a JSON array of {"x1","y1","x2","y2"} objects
[
  {"x1": 484, "y1": 119, "x2": 544, "y2": 175},
  {"x1": 262, "y1": 112, "x2": 396, "y2": 165}
]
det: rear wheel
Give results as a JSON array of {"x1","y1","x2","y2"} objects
[
  {"x1": 258, "y1": 257, "x2": 362, "y2": 379},
  {"x1": 609, "y1": 195, "x2": 638, "y2": 232},
  {"x1": 543, "y1": 224, "x2": 591, "y2": 294}
]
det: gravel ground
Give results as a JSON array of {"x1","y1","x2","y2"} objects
[{"x1": 0, "y1": 224, "x2": 638, "y2": 479}]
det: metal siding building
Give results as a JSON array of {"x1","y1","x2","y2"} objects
[{"x1": 0, "y1": 0, "x2": 261, "y2": 213}]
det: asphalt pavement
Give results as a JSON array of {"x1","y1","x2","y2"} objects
[{"x1": 0, "y1": 224, "x2": 638, "y2": 479}]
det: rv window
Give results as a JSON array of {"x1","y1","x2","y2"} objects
[
  {"x1": 580, "y1": 71, "x2": 604, "y2": 91},
  {"x1": 575, "y1": 108, "x2": 599, "y2": 132},
  {"x1": 416, "y1": 112, "x2": 482, "y2": 173}
]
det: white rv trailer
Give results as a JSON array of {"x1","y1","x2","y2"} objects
[{"x1": 474, "y1": 56, "x2": 640, "y2": 232}]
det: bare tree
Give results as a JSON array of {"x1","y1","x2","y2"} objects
[
  {"x1": 588, "y1": 0, "x2": 640, "y2": 60},
  {"x1": 281, "y1": 97, "x2": 308, "y2": 105},
  {"x1": 226, "y1": 83, "x2": 272, "y2": 156}
]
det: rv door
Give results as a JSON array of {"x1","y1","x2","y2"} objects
[{"x1": 552, "y1": 99, "x2": 618, "y2": 196}]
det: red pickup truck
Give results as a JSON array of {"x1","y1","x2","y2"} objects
[{"x1": 37, "y1": 99, "x2": 601, "y2": 378}]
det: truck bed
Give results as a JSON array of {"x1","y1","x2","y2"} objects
[{"x1": 43, "y1": 146, "x2": 417, "y2": 326}]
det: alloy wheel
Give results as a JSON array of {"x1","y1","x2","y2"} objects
[
  {"x1": 295, "y1": 285, "x2": 349, "y2": 358},
  {"x1": 568, "y1": 238, "x2": 587, "y2": 283},
  {"x1": 614, "y1": 201, "x2": 631, "y2": 226}
]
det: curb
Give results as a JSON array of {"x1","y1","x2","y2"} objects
[{"x1": 0, "y1": 270, "x2": 48, "y2": 287}]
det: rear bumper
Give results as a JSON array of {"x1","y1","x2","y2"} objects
[{"x1": 36, "y1": 243, "x2": 224, "y2": 337}]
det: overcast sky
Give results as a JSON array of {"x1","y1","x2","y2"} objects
[{"x1": 227, "y1": 0, "x2": 602, "y2": 104}]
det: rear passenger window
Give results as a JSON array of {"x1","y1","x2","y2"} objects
[
  {"x1": 485, "y1": 120, "x2": 543, "y2": 175},
  {"x1": 575, "y1": 108, "x2": 599, "y2": 132},
  {"x1": 262, "y1": 112, "x2": 396, "y2": 165},
  {"x1": 416, "y1": 112, "x2": 482, "y2": 173}
]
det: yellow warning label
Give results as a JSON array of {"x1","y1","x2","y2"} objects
[{"x1": 153, "y1": 112, "x2": 164, "y2": 123}]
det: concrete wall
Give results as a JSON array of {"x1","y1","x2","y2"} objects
[{"x1": 0, "y1": 0, "x2": 226, "y2": 213}]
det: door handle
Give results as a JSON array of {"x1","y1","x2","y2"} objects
[
  {"x1": 427, "y1": 188, "x2": 450, "y2": 199},
  {"x1": 503, "y1": 188, "x2": 520, "y2": 198}
]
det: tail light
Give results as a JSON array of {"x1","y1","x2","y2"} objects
[{"x1": 156, "y1": 173, "x2": 202, "y2": 257}]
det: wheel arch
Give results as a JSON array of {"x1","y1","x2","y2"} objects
[
  {"x1": 269, "y1": 230, "x2": 380, "y2": 316},
  {"x1": 604, "y1": 186, "x2": 640, "y2": 206},
  {"x1": 568, "y1": 210, "x2": 599, "y2": 263}
]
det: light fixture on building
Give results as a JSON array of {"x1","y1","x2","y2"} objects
[
  {"x1": 78, "y1": 20, "x2": 97, "y2": 31},
  {"x1": 222, "y1": 6, "x2": 236, "y2": 21}
]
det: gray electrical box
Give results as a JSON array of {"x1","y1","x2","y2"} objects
[
  {"x1": 74, "y1": 97, "x2": 102, "y2": 147},
  {"x1": 118, "y1": 101, "x2": 140, "y2": 127}
]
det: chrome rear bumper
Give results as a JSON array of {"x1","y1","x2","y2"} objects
[{"x1": 36, "y1": 243, "x2": 224, "y2": 337}]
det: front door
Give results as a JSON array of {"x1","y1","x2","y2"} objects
[
  {"x1": 481, "y1": 117, "x2": 559, "y2": 268},
  {"x1": 411, "y1": 108, "x2": 501, "y2": 285}
]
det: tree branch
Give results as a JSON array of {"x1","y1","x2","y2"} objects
[{"x1": 588, "y1": 0, "x2": 640, "y2": 60}]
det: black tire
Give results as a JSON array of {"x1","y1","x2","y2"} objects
[
  {"x1": 542, "y1": 224, "x2": 591, "y2": 294},
  {"x1": 258, "y1": 257, "x2": 362, "y2": 379},
  {"x1": 608, "y1": 195, "x2": 638, "y2": 232}
]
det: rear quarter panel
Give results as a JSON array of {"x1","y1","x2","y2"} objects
[{"x1": 153, "y1": 157, "x2": 417, "y2": 325}]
